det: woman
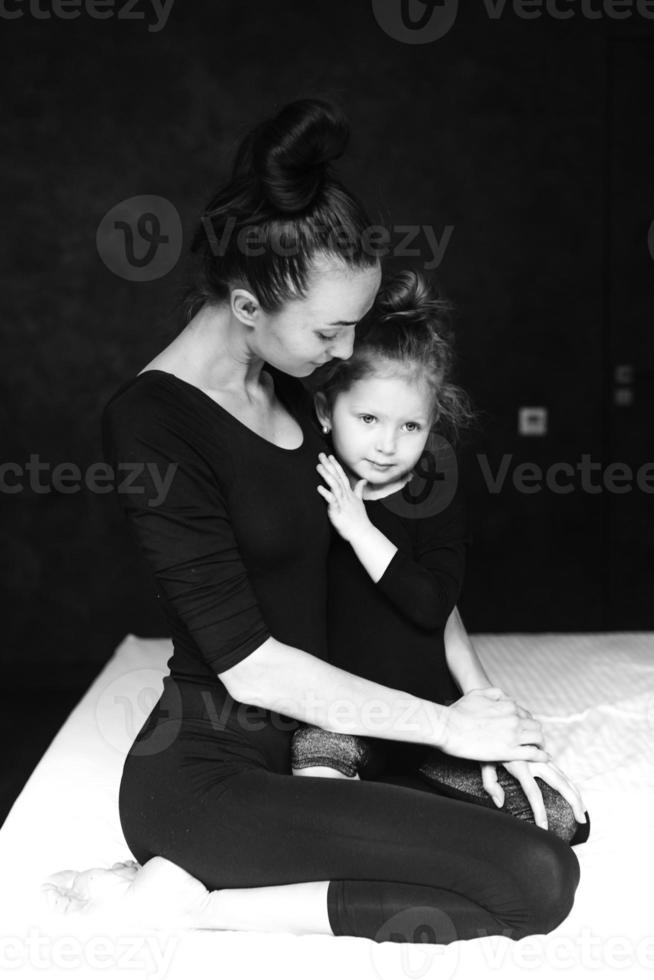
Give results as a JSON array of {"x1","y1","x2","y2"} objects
[{"x1": 44, "y1": 99, "x2": 580, "y2": 943}]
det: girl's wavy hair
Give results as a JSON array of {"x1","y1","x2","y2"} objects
[
  {"x1": 180, "y1": 98, "x2": 379, "y2": 321},
  {"x1": 309, "y1": 270, "x2": 477, "y2": 444}
]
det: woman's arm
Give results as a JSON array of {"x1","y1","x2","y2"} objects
[
  {"x1": 102, "y1": 397, "x2": 545, "y2": 765},
  {"x1": 219, "y1": 636, "x2": 547, "y2": 763}
]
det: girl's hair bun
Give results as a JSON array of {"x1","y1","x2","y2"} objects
[
  {"x1": 236, "y1": 99, "x2": 350, "y2": 214},
  {"x1": 374, "y1": 269, "x2": 451, "y2": 324}
]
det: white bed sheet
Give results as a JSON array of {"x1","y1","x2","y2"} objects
[{"x1": 1, "y1": 632, "x2": 653, "y2": 980}]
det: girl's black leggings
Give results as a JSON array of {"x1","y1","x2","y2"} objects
[{"x1": 119, "y1": 727, "x2": 581, "y2": 945}]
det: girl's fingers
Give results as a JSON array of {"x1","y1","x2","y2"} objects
[
  {"x1": 317, "y1": 455, "x2": 346, "y2": 487},
  {"x1": 327, "y1": 455, "x2": 349, "y2": 482},
  {"x1": 316, "y1": 459, "x2": 336, "y2": 483},
  {"x1": 318, "y1": 454, "x2": 343, "y2": 477},
  {"x1": 316, "y1": 462, "x2": 343, "y2": 499},
  {"x1": 316, "y1": 486, "x2": 337, "y2": 507},
  {"x1": 321, "y1": 454, "x2": 352, "y2": 494}
]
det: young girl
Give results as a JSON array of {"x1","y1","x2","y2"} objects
[{"x1": 291, "y1": 269, "x2": 589, "y2": 845}]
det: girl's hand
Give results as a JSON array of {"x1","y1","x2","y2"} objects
[
  {"x1": 481, "y1": 759, "x2": 587, "y2": 829},
  {"x1": 316, "y1": 453, "x2": 370, "y2": 542}
]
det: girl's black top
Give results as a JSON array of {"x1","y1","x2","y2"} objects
[{"x1": 326, "y1": 487, "x2": 468, "y2": 708}]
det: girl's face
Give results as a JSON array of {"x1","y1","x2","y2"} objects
[
  {"x1": 249, "y1": 256, "x2": 381, "y2": 377},
  {"x1": 318, "y1": 371, "x2": 435, "y2": 490}
]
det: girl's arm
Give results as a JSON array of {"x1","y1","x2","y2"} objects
[
  {"x1": 443, "y1": 606, "x2": 494, "y2": 695},
  {"x1": 342, "y1": 516, "x2": 397, "y2": 583},
  {"x1": 444, "y1": 606, "x2": 535, "y2": 722},
  {"x1": 444, "y1": 607, "x2": 533, "y2": 720},
  {"x1": 442, "y1": 607, "x2": 587, "y2": 826},
  {"x1": 317, "y1": 454, "x2": 464, "y2": 631}
]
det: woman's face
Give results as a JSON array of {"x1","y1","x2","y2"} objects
[
  {"x1": 250, "y1": 256, "x2": 382, "y2": 377},
  {"x1": 319, "y1": 371, "x2": 435, "y2": 490}
]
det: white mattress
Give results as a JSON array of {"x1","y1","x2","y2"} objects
[{"x1": 1, "y1": 632, "x2": 653, "y2": 980}]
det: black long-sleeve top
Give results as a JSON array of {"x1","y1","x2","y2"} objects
[{"x1": 101, "y1": 366, "x2": 331, "y2": 771}]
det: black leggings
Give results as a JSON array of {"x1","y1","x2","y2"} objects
[{"x1": 119, "y1": 729, "x2": 580, "y2": 945}]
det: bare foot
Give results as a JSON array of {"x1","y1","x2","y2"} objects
[{"x1": 41, "y1": 856, "x2": 213, "y2": 929}]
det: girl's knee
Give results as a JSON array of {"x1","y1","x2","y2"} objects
[
  {"x1": 540, "y1": 782, "x2": 581, "y2": 843},
  {"x1": 290, "y1": 725, "x2": 370, "y2": 778}
]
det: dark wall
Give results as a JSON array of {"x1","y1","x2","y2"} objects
[{"x1": 2, "y1": 1, "x2": 653, "y2": 689}]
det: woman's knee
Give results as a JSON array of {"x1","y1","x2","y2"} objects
[{"x1": 522, "y1": 834, "x2": 580, "y2": 936}]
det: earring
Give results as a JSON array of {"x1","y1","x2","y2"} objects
[{"x1": 322, "y1": 425, "x2": 330, "y2": 435}]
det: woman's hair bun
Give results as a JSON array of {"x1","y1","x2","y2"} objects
[{"x1": 241, "y1": 99, "x2": 350, "y2": 214}]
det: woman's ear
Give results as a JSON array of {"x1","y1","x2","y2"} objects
[
  {"x1": 313, "y1": 391, "x2": 332, "y2": 432},
  {"x1": 231, "y1": 288, "x2": 261, "y2": 326}
]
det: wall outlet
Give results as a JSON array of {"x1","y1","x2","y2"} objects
[{"x1": 518, "y1": 407, "x2": 548, "y2": 436}]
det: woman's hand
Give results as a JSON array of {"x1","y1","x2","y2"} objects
[
  {"x1": 481, "y1": 759, "x2": 587, "y2": 830},
  {"x1": 466, "y1": 687, "x2": 537, "y2": 725},
  {"x1": 440, "y1": 688, "x2": 549, "y2": 763},
  {"x1": 316, "y1": 453, "x2": 370, "y2": 542}
]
